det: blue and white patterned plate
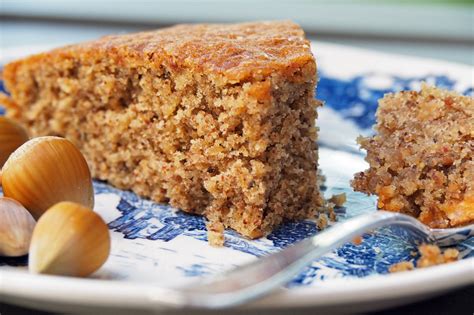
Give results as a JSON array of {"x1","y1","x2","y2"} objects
[{"x1": 0, "y1": 43, "x2": 473, "y2": 314}]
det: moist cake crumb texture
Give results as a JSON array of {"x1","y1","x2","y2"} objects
[
  {"x1": 352, "y1": 84, "x2": 474, "y2": 228},
  {"x1": 1, "y1": 21, "x2": 323, "y2": 241}
]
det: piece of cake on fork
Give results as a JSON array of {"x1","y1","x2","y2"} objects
[{"x1": 1, "y1": 21, "x2": 323, "y2": 245}]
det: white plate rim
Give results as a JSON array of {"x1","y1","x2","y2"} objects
[{"x1": 1, "y1": 257, "x2": 473, "y2": 310}]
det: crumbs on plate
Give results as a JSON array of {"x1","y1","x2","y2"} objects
[
  {"x1": 316, "y1": 192, "x2": 347, "y2": 230},
  {"x1": 389, "y1": 244, "x2": 459, "y2": 273}
]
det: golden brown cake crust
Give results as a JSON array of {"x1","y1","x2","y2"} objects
[
  {"x1": 5, "y1": 21, "x2": 313, "y2": 83},
  {"x1": 352, "y1": 84, "x2": 474, "y2": 228}
]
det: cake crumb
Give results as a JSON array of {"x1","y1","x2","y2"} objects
[
  {"x1": 328, "y1": 206, "x2": 337, "y2": 222},
  {"x1": 443, "y1": 248, "x2": 460, "y2": 262},
  {"x1": 206, "y1": 221, "x2": 225, "y2": 247},
  {"x1": 315, "y1": 190, "x2": 342, "y2": 230},
  {"x1": 416, "y1": 244, "x2": 459, "y2": 268},
  {"x1": 389, "y1": 261, "x2": 415, "y2": 273},
  {"x1": 316, "y1": 213, "x2": 329, "y2": 230},
  {"x1": 352, "y1": 235, "x2": 363, "y2": 245},
  {"x1": 389, "y1": 244, "x2": 459, "y2": 273},
  {"x1": 329, "y1": 193, "x2": 347, "y2": 207}
]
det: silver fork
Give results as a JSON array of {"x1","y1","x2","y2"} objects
[{"x1": 156, "y1": 211, "x2": 474, "y2": 309}]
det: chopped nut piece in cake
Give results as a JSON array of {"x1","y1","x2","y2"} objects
[
  {"x1": 352, "y1": 84, "x2": 474, "y2": 228},
  {"x1": 1, "y1": 21, "x2": 323, "y2": 243}
]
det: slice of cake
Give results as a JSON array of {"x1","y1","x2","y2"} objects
[
  {"x1": 1, "y1": 21, "x2": 323, "y2": 243},
  {"x1": 352, "y1": 84, "x2": 474, "y2": 228}
]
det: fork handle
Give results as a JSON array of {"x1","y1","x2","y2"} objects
[{"x1": 177, "y1": 210, "x2": 430, "y2": 308}]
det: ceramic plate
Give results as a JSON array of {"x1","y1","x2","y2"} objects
[{"x1": 0, "y1": 42, "x2": 473, "y2": 314}]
